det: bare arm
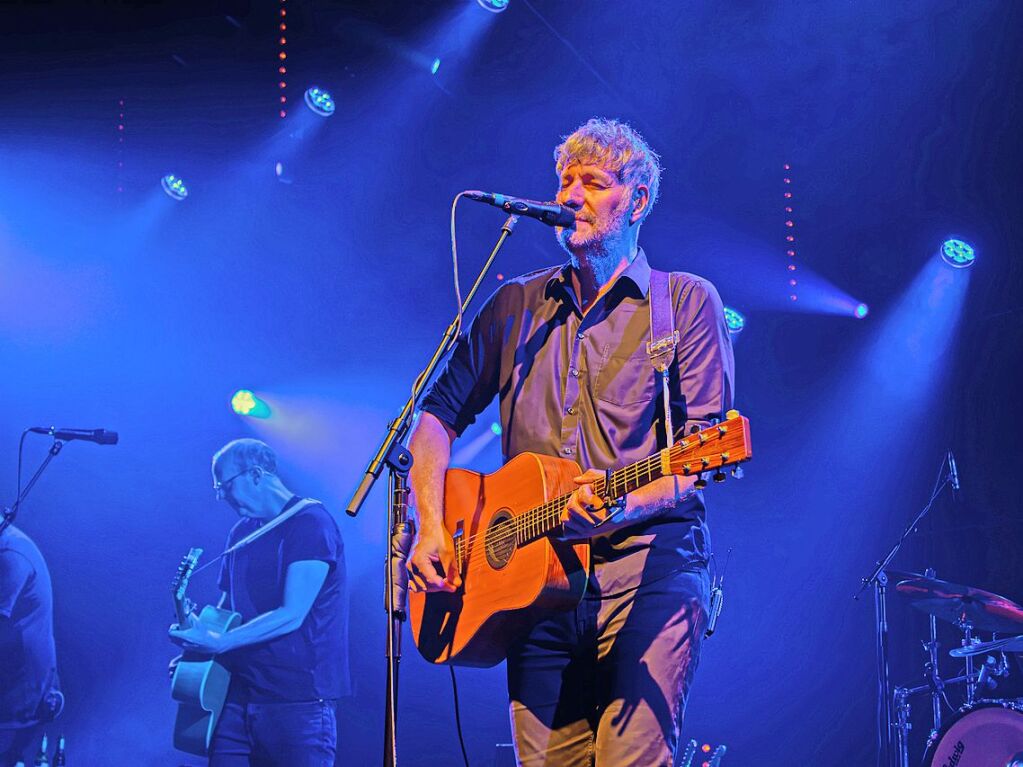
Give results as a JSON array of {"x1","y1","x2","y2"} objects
[
  {"x1": 406, "y1": 411, "x2": 461, "y2": 592},
  {"x1": 169, "y1": 560, "x2": 328, "y2": 654},
  {"x1": 561, "y1": 471, "x2": 697, "y2": 540}
]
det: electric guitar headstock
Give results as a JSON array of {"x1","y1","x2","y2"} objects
[
  {"x1": 669, "y1": 410, "x2": 752, "y2": 487},
  {"x1": 171, "y1": 547, "x2": 203, "y2": 627}
]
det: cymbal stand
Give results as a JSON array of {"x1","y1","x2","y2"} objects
[
  {"x1": 958, "y1": 618, "x2": 976, "y2": 707},
  {"x1": 922, "y1": 567, "x2": 943, "y2": 739},
  {"x1": 893, "y1": 686, "x2": 911, "y2": 767}
]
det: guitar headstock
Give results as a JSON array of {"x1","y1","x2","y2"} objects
[
  {"x1": 171, "y1": 547, "x2": 203, "y2": 626},
  {"x1": 669, "y1": 410, "x2": 752, "y2": 485}
]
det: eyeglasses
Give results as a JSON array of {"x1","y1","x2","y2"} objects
[{"x1": 213, "y1": 467, "x2": 251, "y2": 498}]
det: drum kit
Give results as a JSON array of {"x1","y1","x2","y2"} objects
[{"x1": 888, "y1": 568, "x2": 1023, "y2": 766}]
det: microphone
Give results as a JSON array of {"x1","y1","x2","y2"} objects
[
  {"x1": 30, "y1": 427, "x2": 119, "y2": 445},
  {"x1": 948, "y1": 450, "x2": 960, "y2": 491},
  {"x1": 463, "y1": 190, "x2": 576, "y2": 228},
  {"x1": 704, "y1": 582, "x2": 724, "y2": 638}
]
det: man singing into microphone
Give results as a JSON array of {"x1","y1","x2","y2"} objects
[{"x1": 407, "y1": 118, "x2": 734, "y2": 765}]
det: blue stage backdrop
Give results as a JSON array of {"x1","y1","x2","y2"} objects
[{"x1": 1, "y1": 2, "x2": 1021, "y2": 764}]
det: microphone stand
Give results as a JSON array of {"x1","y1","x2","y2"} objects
[
  {"x1": 854, "y1": 453, "x2": 954, "y2": 767},
  {"x1": 344, "y1": 213, "x2": 520, "y2": 767},
  {"x1": 0, "y1": 437, "x2": 65, "y2": 536}
]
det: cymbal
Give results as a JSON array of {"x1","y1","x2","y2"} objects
[
  {"x1": 950, "y1": 634, "x2": 1023, "y2": 658},
  {"x1": 895, "y1": 576, "x2": 1023, "y2": 634}
]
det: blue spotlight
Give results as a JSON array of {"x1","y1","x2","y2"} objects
[
  {"x1": 231, "y1": 389, "x2": 272, "y2": 419},
  {"x1": 939, "y1": 238, "x2": 975, "y2": 269},
  {"x1": 854, "y1": 303, "x2": 870, "y2": 319},
  {"x1": 490, "y1": 422, "x2": 503, "y2": 436},
  {"x1": 723, "y1": 306, "x2": 746, "y2": 337},
  {"x1": 431, "y1": 58, "x2": 441, "y2": 75},
  {"x1": 160, "y1": 174, "x2": 188, "y2": 201},
  {"x1": 476, "y1": 0, "x2": 509, "y2": 12},
  {"x1": 303, "y1": 87, "x2": 335, "y2": 117}
]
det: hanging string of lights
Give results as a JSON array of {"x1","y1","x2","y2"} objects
[
  {"x1": 278, "y1": 0, "x2": 288, "y2": 118},
  {"x1": 783, "y1": 162, "x2": 797, "y2": 303}
]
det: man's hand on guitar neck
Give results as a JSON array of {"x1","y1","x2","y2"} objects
[
  {"x1": 407, "y1": 526, "x2": 462, "y2": 593},
  {"x1": 559, "y1": 469, "x2": 625, "y2": 541},
  {"x1": 559, "y1": 469, "x2": 699, "y2": 542}
]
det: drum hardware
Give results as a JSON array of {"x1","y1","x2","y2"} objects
[
  {"x1": 950, "y1": 632, "x2": 1023, "y2": 658},
  {"x1": 855, "y1": 451, "x2": 960, "y2": 766},
  {"x1": 887, "y1": 569, "x2": 1023, "y2": 766}
]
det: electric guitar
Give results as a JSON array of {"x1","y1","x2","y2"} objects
[
  {"x1": 169, "y1": 548, "x2": 242, "y2": 756},
  {"x1": 409, "y1": 411, "x2": 752, "y2": 667}
]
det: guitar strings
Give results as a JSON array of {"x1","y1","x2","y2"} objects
[
  {"x1": 453, "y1": 428, "x2": 737, "y2": 578},
  {"x1": 456, "y1": 450, "x2": 669, "y2": 577}
]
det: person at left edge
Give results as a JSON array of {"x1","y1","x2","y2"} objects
[
  {"x1": 169, "y1": 439, "x2": 349, "y2": 767},
  {"x1": 0, "y1": 524, "x2": 63, "y2": 767}
]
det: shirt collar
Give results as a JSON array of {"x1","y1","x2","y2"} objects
[{"x1": 545, "y1": 247, "x2": 652, "y2": 304}]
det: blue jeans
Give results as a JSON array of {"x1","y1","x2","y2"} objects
[
  {"x1": 209, "y1": 687, "x2": 337, "y2": 767},
  {"x1": 507, "y1": 569, "x2": 709, "y2": 767}
]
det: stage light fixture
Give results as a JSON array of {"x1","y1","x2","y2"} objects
[
  {"x1": 160, "y1": 174, "x2": 188, "y2": 201},
  {"x1": 723, "y1": 306, "x2": 746, "y2": 337},
  {"x1": 476, "y1": 0, "x2": 509, "y2": 12},
  {"x1": 490, "y1": 422, "x2": 503, "y2": 436},
  {"x1": 855, "y1": 303, "x2": 870, "y2": 319},
  {"x1": 231, "y1": 389, "x2": 272, "y2": 419},
  {"x1": 431, "y1": 58, "x2": 441, "y2": 75},
  {"x1": 939, "y1": 238, "x2": 975, "y2": 269},
  {"x1": 303, "y1": 87, "x2": 335, "y2": 117}
]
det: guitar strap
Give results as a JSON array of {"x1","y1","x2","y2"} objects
[
  {"x1": 222, "y1": 497, "x2": 321, "y2": 556},
  {"x1": 646, "y1": 268, "x2": 679, "y2": 449}
]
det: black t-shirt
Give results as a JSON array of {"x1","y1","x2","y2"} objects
[
  {"x1": 216, "y1": 499, "x2": 350, "y2": 702},
  {"x1": 0, "y1": 526, "x2": 60, "y2": 727}
]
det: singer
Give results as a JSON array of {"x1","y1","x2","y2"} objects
[{"x1": 406, "y1": 118, "x2": 735, "y2": 765}]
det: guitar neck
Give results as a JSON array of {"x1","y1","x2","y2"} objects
[
  {"x1": 464, "y1": 413, "x2": 748, "y2": 551},
  {"x1": 518, "y1": 442, "x2": 688, "y2": 543}
]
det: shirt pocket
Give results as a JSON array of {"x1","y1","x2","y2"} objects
[{"x1": 594, "y1": 348, "x2": 656, "y2": 406}]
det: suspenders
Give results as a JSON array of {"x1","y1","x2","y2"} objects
[{"x1": 646, "y1": 269, "x2": 679, "y2": 448}]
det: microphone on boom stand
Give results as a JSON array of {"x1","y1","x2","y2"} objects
[{"x1": 463, "y1": 190, "x2": 576, "y2": 228}]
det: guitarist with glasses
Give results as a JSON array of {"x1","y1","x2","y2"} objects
[
  {"x1": 169, "y1": 438, "x2": 349, "y2": 767},
  {"x1": 407, "y1": 118, "x2": 735, "y2": 766}
]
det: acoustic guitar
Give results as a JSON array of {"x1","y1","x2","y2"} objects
[
  {"x1": 409, "y1": 411, "x2": 752, "y2": 667},
  {"x1": 169, "y1": 548, "x2": 242, "y2": 756}
]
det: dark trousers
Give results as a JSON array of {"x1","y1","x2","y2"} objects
[
  {"x1": 209, "y1": 687, "x2": 337, "y2": 767},
  {"x1": 507, "y1": 569, "x2": 709, "y2": 767}
]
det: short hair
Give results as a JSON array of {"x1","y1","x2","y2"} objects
[
  {"x1": 212, "y1": 438, "x2": 277, "y2": 475},
  {"x1": 553, "y1": 117, "x2": 663, "y2": 220}
]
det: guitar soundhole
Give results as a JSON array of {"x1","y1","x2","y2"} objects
[{"x1": 485, "y1": 509, "x2": 517, "y2": 570}]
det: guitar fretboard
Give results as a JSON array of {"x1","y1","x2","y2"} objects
[{"x1": 450, "y1": 416, "x2": 746, "y2": 567}]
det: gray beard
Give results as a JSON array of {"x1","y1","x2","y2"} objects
[{"x1": 559, "y1": 221, "x2": 631, "y2": 286}]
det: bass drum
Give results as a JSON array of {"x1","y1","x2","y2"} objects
[{"x1": 924, "y1": 701, "x2": 1023, "y2": 766}]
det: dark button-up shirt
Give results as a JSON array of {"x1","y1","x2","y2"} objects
[{"x1": 421, "y1": 248, "x2": 734, "y2": 595}]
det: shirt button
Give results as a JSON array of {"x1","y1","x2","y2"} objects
[
  {"x1": 577, "y1": 332, "x2": 585, "y2": 340},
  {"x1": 569, "y1": 368, "x2": 579, "y2": 377},
  {"x1": 566, "y1": 406, "x2": 576, "y2": 415},
  {"x1": 562, "y1": 447, "x2": 574, "y2": 455}
]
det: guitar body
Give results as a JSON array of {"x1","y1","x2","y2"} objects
[
  {"x1": 171, "y1": 605, "x2": 242, "y2": 756},
  {"x1": 408, "y1": 452, "x2": 590, "y2": 667}
]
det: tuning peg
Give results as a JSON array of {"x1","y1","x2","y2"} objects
[
  {"x1": 731, "y1": 465, "x2": 744, "y2": 480},
  {"x1": 694, "y1": 474, "x2": 708, "y2": 489},
  {"x1": 712, "y1": 470, "x2": 727, "y2": 483},
  {"x1": 726, "y1": 409, "x2": 741, "y2": 419}
]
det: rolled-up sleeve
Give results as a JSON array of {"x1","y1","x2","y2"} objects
[
  {"x1": 420, "y1": 288, "x2": 504, "y2": 437},
  {"x1": 674, "y1": 277, "x2": 735, "y2": 437}
]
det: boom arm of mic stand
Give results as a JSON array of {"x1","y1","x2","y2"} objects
[{"x1": 345, "y1": 213, "x2": 519, "y2": 517}]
